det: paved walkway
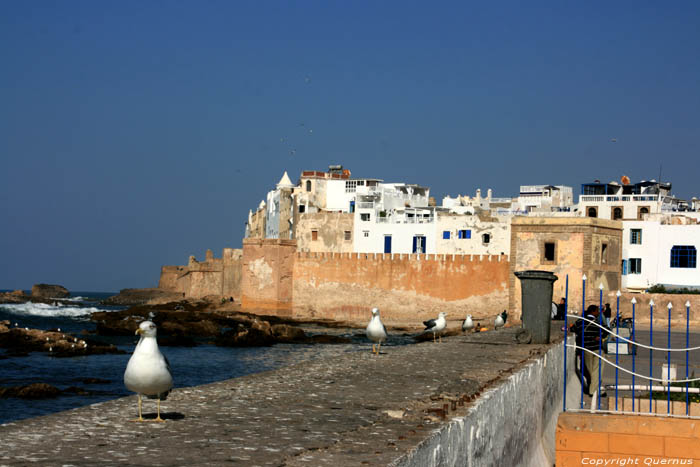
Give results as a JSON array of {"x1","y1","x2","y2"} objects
[{"x1": 0, "y1": 327, "x2": 563, "y2": 466}]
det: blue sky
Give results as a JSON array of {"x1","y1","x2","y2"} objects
[{"x1": 1, "y1": 1, "x2": 699, "y2": 291}]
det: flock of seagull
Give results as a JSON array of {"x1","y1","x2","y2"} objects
[
  {"x1": 122, "y1": 309, "x2": 511, "y2": 421},
  {"x1": 366, "y1": 308, "x2": 509, "y2": 353}
]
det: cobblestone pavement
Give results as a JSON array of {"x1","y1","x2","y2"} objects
[{"x1": 0, "y1": 327, "x2": 563, "y2": 466}]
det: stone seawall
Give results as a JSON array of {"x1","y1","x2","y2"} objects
[
  {"x1": 0, "y1": 326, "x2": 567, "y2": 466},
  {"x1": 393, "y1": 336, "x2": 578, "y2": 467}
]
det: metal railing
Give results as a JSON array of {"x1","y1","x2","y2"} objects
[{"x1": 563, "y1": 275, "x2": 699, "y2": 418}]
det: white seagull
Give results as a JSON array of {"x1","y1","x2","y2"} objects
[
  {"x1": 124, "y1": 321, "x2": 173, "y2": 422},
  {"x1": 494, "y1": 310, "x2": 508, "y2": 330},
  {"x1": 423, "y1": 312, "x2": 447, "y2": 343},
  {"x1": 462, "y1": 314, "x2": 474, "y2": 333},
  {"x1": 366, "y1": 308, "x2": 388, "y2": 355}
]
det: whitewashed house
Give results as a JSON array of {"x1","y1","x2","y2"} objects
[
  {"x1": 622, "y1": 216, "x2": 700, "y2": 291},
  {"x1": 579, "y1": 179, "x2": 672, "y2": 220},
  {"x1": 352, "y1": 183, "x2": 435, "y2": 254}
]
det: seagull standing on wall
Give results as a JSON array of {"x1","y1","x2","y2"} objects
[
  {"x1": 366, "y1": 308, "x2": 388, "y2": 355},
  {"x1": 462, "y1": 314, "x2": 474, "y2": 333},
  {"x1": 494, "y1": 310, "x2": 508, "y2": 330},
  {"x1": 124, "y1": 321, "x2": 173, "y2": 422},
  {"x1": 423, "y1": 312, "x2": 447, "y2": 343}
]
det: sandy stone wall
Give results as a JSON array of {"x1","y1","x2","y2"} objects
[
  {"x1": 158, "y1": 248, "x2": 243, "y2": 300},
  {"x1": 222, "y1": 248, "x2": 243, "y2": 298},
  {"x1": 291, "y1": 251, "x2": 510, "y2": 326},
  {"x1": 608, "y1": 291, "x2": 700, "y2": 326},
  {"x1": 295, "y1": 212, "x2": 354, "y2": 253},
  {"x1": 158, "y1": 266, "x2": 186, "y2": 292},
  {"x1": 240, "y1": 238, "x2": 296, "y2": 314},
  {"x1": 509, "y1": 217, "x2": 622, "y2": 317}
]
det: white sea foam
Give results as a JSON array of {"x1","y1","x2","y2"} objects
[{"x1": 0, "y1": 302, "x2": 103, "y2": 318}]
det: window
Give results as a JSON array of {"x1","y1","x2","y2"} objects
[
  {"x1": 544, "y1": 242, "x2": 556, "y2": 262},
  {"x1": 299, "y1": 205, "x2": 305, "y2": 213},
  {"x1": 458, "y1": 229, "x2": 471, "y2": 239},
  {"x1": 345, "y1": 180, "x2": 358, "y2": 193},
  {"x1": 629, "y1": 258, "x2": 642, "y2": 274},
  {"x1": 360, "y1": 213, "x2": 370, "y2": 221},
  {"x1": 412, "y1": 235, "x2": 426, "y2": 254},
  {"x1": 363, "y1": 230, "x2": 369, "y2": 238},
  {"x1": 443, "y1": 231, "x2": 451, "y2": 239},
  {"x1": 482, "y1": 233, "x2": 490, "y2": 244},
  {"x1": 638, "y1": 206, "x2": 649, "y2": 219},
  {"x1": 587, "y1": 207, "x2": 598, "y2": 218},
  {"x1": 601, "y1": 243, "x2": 608, "y2": 264},
  {"x1": 344, "y1": 231, "x2": 351, "y2": 241},
  {"x1": 306, "y1": 180, "x2": 312, "y2": 192},
  {"x1": 630, "y1": 229, "x2": 642, "y2": 244},
  {"x1": 612, "y1": 207, "x2": 623, "y2": 220},
  {"x1": 670, "y1": 246, "x2": 697, "y2": 268},
  {"x1": 311, "y1": 230, "x2": 318, "y2": 241}
]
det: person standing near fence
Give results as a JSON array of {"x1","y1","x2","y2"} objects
[{"x1": 570, "y1": 304, "x2": 609, "y2": 397}]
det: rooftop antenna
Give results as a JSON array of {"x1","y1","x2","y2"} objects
[{"x1": 659, "y1": 164, "x2": 662, "y2": 184}]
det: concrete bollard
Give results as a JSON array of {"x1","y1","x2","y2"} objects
[{"x1": 514, "y1": 270, "x2": 558, "y2": 344}]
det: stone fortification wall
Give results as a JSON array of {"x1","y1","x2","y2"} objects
[
  {"x1": 240, "y1": 238, "x2": 296, "y2": 314},
  {"x1": 158, "y1": 248, "x2": 243, "y2": 300},
  {"x1": 291, "y1": 251, "x2": 510, "y2": 326},
  {"x1": 222, "y1": 248, "x2": 243, "y2": 298},
  {"x1": 158, "y1": 266, "x2": 186, "y2": 292}
]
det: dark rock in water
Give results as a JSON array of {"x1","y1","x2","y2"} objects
[
  {"x1": 0, "y1": 383, "x2": 61, "y2": 399},
  {"x1": 271, "y1": 324, "x2": 306, "y2": 343},
  {"x1": 101, "y1": 288, "x2": 185, "y2": 306},
  {"x1": 62, "y1": 386, "x2": 92, "y2": 396},
  {"x1": 158, "y1": 334, "x2": 197, "y2": 347},
  {"x1": 31, "y1": 284, "x2": 69, "y2": 299},
  {"x1": 215, "y1": 326, "x2": 276, "y2": 347},
  {"x1": 76, "y1": 378, "x2": 110, "y2": 385},
  {"x1": 0, "y1": 290, "x2": 30, "y2": 304},
  {"x1": 0, "y1": 383, "x2": 99, "y2": 399},
  {"x1": 0, "y1": 325, "x2": 124, "y2": 357}
]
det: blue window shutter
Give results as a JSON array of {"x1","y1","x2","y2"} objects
[
  {"x1": 443, "y1": 231, "x2": 450, "y2": 239},
  {"x1": 412, "y1": 236, "x2": 417, "y2": 253},
  {"x1": 466, "y1": 229, "x2": 471, "y2": 239},
  {"x1": 622, "y1": 259, "x2": 627, "y2": 275}
]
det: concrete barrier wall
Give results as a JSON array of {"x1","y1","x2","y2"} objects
[{"x1": 392, "y1": 339, "x2": 580, "y2": 467}]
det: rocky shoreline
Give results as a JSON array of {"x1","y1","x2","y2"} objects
[{"x1": 0, "y1": 320, "x2": 124, "y2": 358}]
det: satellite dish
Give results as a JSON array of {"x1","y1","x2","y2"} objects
[{"x1": 621, "y1": 175, "x2": 631, "y2": 185}]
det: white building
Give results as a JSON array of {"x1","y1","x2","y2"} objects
[
  {"x1": 353, "y1": 183, "x2": 434, "y2": 254},
  {"x1": 622, "y1": 216, "x2": 700, "y2": 291},
  {"x1": 436, "y1": 212, "x2": 510, "y2": 256},
  {"x1": 579, "y1": 179, "x2": 672, "y2": 220},
  {"x1": 513, "y1": 185, "x2": 573, "y2": 213},
  {"x1": 294, "y1": 165, "x2": 383, "y2": 215}
]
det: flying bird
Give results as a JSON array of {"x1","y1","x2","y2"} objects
[
  {"x1": 462, "y1": 314, "x2": 474, "y2": 333},
  {"x1": 494, "y1": 310, "x2": 508, "y2": 330},
  {"x1": 423, "y1": 312, "x2": 447, "y2": 343},
  {"x1": 366, "y1": 308, "x2": 388, "y2": 355},
  {"x1": 124, "y1": 321, "x2": 173, "y2": 422}
]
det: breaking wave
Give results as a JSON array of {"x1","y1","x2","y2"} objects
[{"x1": 0, "y1": 302, "x2": 102, "y2": 318}]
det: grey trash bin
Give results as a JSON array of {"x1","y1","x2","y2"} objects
[{"x1": 514, "y1": 270, "x2": 558, "y2": 344}]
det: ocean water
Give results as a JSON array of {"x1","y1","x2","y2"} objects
[{"x1": 0, "y1": 292, "x2": 393, "y2": 425}]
